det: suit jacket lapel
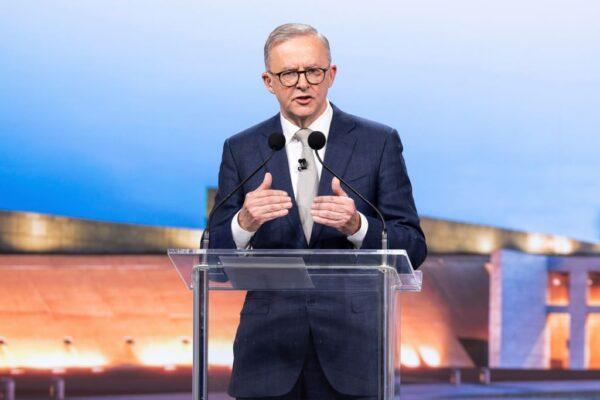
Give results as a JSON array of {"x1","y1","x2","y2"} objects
[
  {"x1": 309, "y1": 104, "x2": 357, "y2": 247},
  {"x1": 259, "y1": 115, "x2": 305, "y2": 245}
]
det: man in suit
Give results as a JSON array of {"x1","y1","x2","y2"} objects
[{"x1": 210, "y1": 23, "x2": 427, "y2": 399}]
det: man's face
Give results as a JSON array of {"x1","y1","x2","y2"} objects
[{"x1": 263, "y1": 34, "x2": 337, "y2": 127}]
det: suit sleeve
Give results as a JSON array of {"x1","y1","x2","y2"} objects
[
  {"x1": 208, "y1": 138, "x2": 243, "y2": 249},
  {"x1": 360, "y1": 129, "x2": 428, "y2": 269}
]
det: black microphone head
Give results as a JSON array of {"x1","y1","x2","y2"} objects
[
  {"x1": 308, "y1": 131, "x2": 326, "y2": 150},
  {"x1": 268, "y1": 132, "x2": 286, "y2": 151}
]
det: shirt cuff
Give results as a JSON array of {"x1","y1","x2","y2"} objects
[
  {"x1": 230, "y1": 210, "x2": 256, "y2": 249},
  {"x1": 347, "y1": 212, "x2": 369, "y2": 249}
]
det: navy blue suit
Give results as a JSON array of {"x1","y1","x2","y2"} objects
[{"x1": 210, "y1": 104, "x2": 427, "y2": 398}]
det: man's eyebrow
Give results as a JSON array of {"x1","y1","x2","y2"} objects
[{"x1": 279, "y1": 64, "x2": 321, "y2": 71}]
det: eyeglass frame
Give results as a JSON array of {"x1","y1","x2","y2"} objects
[{"x1": 267, "y1": 66, "x2": 330, "y2": 87}]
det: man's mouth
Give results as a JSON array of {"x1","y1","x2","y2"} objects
[{"x1": 294, "y1": 95, "x2": 313, "y2": 105}]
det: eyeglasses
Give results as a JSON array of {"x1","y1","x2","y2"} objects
[{"x1": 269, "y1": 67, "x2": 329, "y2": 87}]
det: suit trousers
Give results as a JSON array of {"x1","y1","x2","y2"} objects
[{"x1": 237, "y1": 332, "x2": 377, "y2": 400}]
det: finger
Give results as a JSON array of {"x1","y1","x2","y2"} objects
[
  {"x1": 260, "y1": 208, "x2": 289, "y2": 222},
  {"x1": 312, "y1": 215, "x2": 342, "y2": 228},
  {"x1": 331, "y1": 177, "x2": 347, "y2": 197},
  {"x1": 253, "y1": 202, "x2": 293, "y2": 215},
  {"x1": 311, "y1": 209, "x2": 347, "y2": 220},
  {"x1": 250, "y1": 195, "x2": 292, "y2": 207},
  {"x1": 257, "y1": 172, "x2": 272, "y2": 190},
  {"x1": 250, "y1": 189, "x2": 289, "y2": 199},
  {"x1": 313, "y1": 195, "x2": 351, "y2": 204},
  {"x1": 311, "y1": 201, "x2": 353, "y2": 213}
]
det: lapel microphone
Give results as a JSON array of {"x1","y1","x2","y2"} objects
[
  {"x1": 298, "y1": 158, "x2": 308, "y2": 171},
  {"x1": 201, "y1": 132, "x2": 286, "y2": 250},
  {"x1": 307, "y1": 131, "x2": 388, "y2": 252}
]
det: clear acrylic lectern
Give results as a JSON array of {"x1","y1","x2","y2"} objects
[{"x1": 168, "y1": 249, "x2": 422, "y2": 400}]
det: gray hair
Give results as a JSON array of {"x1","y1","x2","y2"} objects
[{"x1": 264, "y1": 23, "x2": 331, "y2": 68}]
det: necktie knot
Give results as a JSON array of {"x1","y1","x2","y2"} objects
[{"x1": 293, "y1": 128, "x2": 312, "y2": 146}]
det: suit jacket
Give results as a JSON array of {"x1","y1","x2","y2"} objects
[{"x1": 210, "y1": 104, "x2": 427, "y2": 397}]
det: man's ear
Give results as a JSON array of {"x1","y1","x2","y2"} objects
[
  {"x1": 327, "y1": 64, "x2": 337, "y2": 88},
  {"x1": 262, "y1": 72, "x2": 275, "y2": 94}
]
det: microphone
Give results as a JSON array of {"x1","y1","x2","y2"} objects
[
  {"x1": 298, "y1": 158, "x2": 308, "y2": 171},
  {"x1": 200, "y1": 132, "x2": 286, "y2": 250},
  {"x1": 307, "y1": 131, "x2": 388, "y2": 252}
]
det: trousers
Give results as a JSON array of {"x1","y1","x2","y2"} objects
[{"x1": 237, "y1": 333, "x2": 378, "y2": 400}]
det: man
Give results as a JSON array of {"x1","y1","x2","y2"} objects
[{"x1": 210, "y1": 23, "x2": 427, "y2": 399}]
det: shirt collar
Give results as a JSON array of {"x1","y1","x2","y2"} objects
[{"x1": 280, "y1": 100, "x2": 333, "y2": 144}]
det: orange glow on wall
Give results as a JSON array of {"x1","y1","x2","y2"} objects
[
  {"x1": 0, "y1": 255, "x2": 460, "y2": 376},
  {"x1": 136, "y1": 340, "x2": 193, "y2": 367},
  {"x1": 547, "y1": 272, "x2": 569, "y2": 306},
  {"x1": 588, "y1": 272, "x2": 600, "y2": 306},
  {"x1": 208, "y1": 340, "x2": 234, "y2": 367},
  {"x1": 586, "y1": 314, "x2": 600, "y2": 368},
  {"x1": 400, "y1": 345, "x2": 420, "y2": 368},
  {"x1": 547, "y1": 313, "x2": 570, "y2": 369},
  {"x1": 0, "y1": 345, "x2": 107, "y2": 370},
  {"x1": 207, "y1": 291, "x2": 244, "y2": 368},
  {"x1": 418, "y1": 346, "x2": 441, "y2": 367}
]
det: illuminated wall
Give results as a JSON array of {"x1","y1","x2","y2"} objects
[
  {"x1": 0, "y1": 254, "x2": 490, "y2": 377},
  {"x1": 489, "y1": 250, "x2": 549, "y2": 368},
  {"x1": 586, "y1": 314, "x2": 600, "y2": 369},
  {"x1": 0, "y1": 255, "x2": 193, "y2": 372},
  {"x1": 1, "y1": 212, "x2": 599, "y2": 379},
  {"x1": 547, "y1": 313, "x2": 570, "y2": 369},
  {"x1": 490, "y1": 250, "x2": 600, "y2": 370}
]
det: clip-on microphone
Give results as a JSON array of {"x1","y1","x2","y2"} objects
[{"x1": 298, "y1": 158, "x2": 308, "y2": 171}]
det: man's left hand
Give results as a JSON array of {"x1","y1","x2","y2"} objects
[{"x1": 311, "y1": 177, "x2": 361, "y2": 236}]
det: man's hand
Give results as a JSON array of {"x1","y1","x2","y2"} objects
[
  {"x1": 238, "y1": 173, "x2": 292, "y2": 232},
  {"x1": 311, "y1": 177, "x2": 361, "y2": 236}
]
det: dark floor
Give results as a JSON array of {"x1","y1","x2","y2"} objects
[{"x1": 20, "y1": 380, "x2": 594, "y2": 400}]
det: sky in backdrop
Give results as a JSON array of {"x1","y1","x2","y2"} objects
[{"x1": 1, "y1": 1, "x2": 599, "y2": 242}]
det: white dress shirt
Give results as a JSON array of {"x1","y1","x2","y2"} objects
[{"x1": 231, "y1": 101, "x2": 368, "y2": 248}]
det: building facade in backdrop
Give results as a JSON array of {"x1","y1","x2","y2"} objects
[{"x1": 0, "y1": 210, "x2": 599, "y2": 391}]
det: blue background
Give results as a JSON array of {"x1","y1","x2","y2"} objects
[{"x1": 1, "y1": 1, "x2": 599, "y2": 241}]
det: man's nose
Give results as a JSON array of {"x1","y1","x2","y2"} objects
[{"x1": 296, "y1": 72, "x2": 309, "y2": 89}]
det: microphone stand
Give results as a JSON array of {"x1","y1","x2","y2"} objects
[
  {"x1": 312, "y1": 150, "x2": 388, "y2": 265},
  {"x1": 200, "y1": 150, "x2": 279, "y2": 251}
]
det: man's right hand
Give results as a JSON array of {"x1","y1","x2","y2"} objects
[{"x1": 238, "y1": 172, "x2": 292, "y2": 232}]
